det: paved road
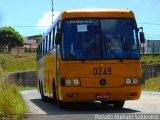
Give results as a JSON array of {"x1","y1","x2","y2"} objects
[{"x1": 21, "y1": 90, "x2": 160, "y2": 120}]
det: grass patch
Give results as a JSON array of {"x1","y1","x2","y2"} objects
[
  {"x1": 141, "y1": 56, "x2": 160, "y2": 64},
  {"x1": 0, "y1": 53, "x2": 36, "y2": 80},
  {"x1": 0, "y1": 80, "x2": 26, "y2": 119},
  {"x1": 143, "y1": 77, "x2": 160, "y2": 92},
  {"x1": 18, "y1": 85, "x2": 36, "y2": 91}
]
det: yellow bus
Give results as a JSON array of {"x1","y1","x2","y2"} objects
[{"x1": 37, "y1": 9, "x2": 145, "y2": 108}]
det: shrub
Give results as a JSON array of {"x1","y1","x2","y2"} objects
[{"x1": 0, "y1": 80, "x2": 26, "y2": 119}]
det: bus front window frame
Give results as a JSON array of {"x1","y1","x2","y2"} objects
[{"x1": 61, "y1": 18, "x2": 140, "y2": 61}]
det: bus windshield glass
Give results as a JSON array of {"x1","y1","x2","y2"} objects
[{"x1": 62, "y1": 19, "x2": 140, "y2": 60}]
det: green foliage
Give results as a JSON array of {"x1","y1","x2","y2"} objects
[
  {"x1": 0, "y1": 80, "x2": 26, "y2": 119},
  {"x1": 0, "y1": 27, "x2": 24, "y2": 52},
  {"x1": 0, "y1": 53, "x2": 36, "y2": 80},
  {"x1": 143, "y1": 77, "x2": 160, "y2": 91},
  {"x1": 0, "y1": 52, "x2": 35, "y2": 119},
  {"x1": 141, "y1": 56, "x2": 160, "y2": 64}
]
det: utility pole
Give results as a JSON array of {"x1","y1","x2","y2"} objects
[{"x1": 51, "y1": 0, "x2": 54, "y2": 24}]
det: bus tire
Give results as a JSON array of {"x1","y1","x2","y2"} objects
[
  {"x1": 52, "y1": 78, "x2": 57, "y2": 101},
  {"x1": 57, "y1": 100, "x2": 67, "y2": 108},
  {"x1": 113, "y1": 101, "x2": 125, "y2": 108},
  {"x1": 39, "y1": 81, "x2": 41, "y2": 94},
  {"x1": 101, "y1": 101, "x2": 109, "y2": 105},
  {"x1": 40, "y1": 82, "x2": 48, "y2": 102}
]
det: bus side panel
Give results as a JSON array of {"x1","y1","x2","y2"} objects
[
  {"x1": 44, "y1": 49, "x2": 57, "y2": 98},
  {"x1": 49, "y1": 49, "x2": 57, "y2": 98}
]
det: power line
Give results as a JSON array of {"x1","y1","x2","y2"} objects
[
  {"x1": 138, "y1": 22, "x2": 160, "y2": 26},
  {"x1": 0, "y1": 26, "x2": 49, "y2": 28},
  {"x1": 145, "y1": 33, "x2": 160, "y2": 37},
  {"x1": 146, "y1": 37, "x2": 160, "y2": 40}
]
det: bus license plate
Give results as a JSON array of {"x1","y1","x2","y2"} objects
[{"x1": 96, "y1": 93, "x2": 110, "y2": 99}]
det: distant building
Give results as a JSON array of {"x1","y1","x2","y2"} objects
[
  {"x1": 24, "y1": 36, "x2": 37, "y2": 45},
  {"x1": 11, "y1": 35, "x2": 42, "y2": 54},
  {"x1": 23, "y1": 35, "x2": 38, "y2": 52},
  {"x1": 143, "y1": 40, "x2": 160, "y2": 53}
]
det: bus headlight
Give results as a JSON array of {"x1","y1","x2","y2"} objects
[
  {"x1": 66, "y1": 79, "x2": 71, "y2": 85},
  {"x1": 125, "y1": 79, "x2": 132, "y2": 85},
  {"x1": 73, "y1": 79, "x2": 79, "y2": 85},
  {"x1": 132, "y1": 78, "x2": 139, "y2": 84}
]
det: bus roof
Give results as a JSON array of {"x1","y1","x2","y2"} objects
[
  {"x1": 62, "y1": 8, "x2": 135, "y2": 19},
  {"x1": 64, "y1": 8, "x2": 132, "y2": 13},
  {"x1": 39, "y1": 9, "x2": 135, "y2": 44}
]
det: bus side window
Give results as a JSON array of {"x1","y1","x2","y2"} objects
[
  {"x1": 41, "y1": 42, "x2": 42, "y2": 56},
  {"x1": 45, "y1": 36, "x2": 48, "y2": 53},
  {"x1": 38, "y1": 44, "x2": 40, "y2": 58},
  {"x1": 58, "y1": 20, "x2": 61, "y2": 29},
  {"x1": 47, "y1": 34, "x2": 50, "y2": 51},
  {"x1": 39, "y1": 43, "x2": 41, "y2": 57},
  {"x1": 41, "y1": 41, "x2": 43, "y2": 55},
  {"x1": 52, "y1": 28, "x2": 55, "y2": 48},
  {"x1": 54, "y1": 25, "x2": 57, "y2": 46},
  {"x1": 37, "y1": 45, "x2": 39, "y2": 58},
  {"x1": 43, "y1": 39, "x2": 46, "y2": 55},
  {"x1": 49, "y1": 32, "x2": 52, "y2": 50}
]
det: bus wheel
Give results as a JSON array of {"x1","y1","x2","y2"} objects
[
  {"x1": 113, "y1": 101, "x2": 125, "y2": 108},
  {"x1": 39, "y1": 81, "x2": 41, "y2": 94},
  {"x1": 52, "y1": 78, "x2": 57, "y2": 101},
  {"x1": 101, "y1": 101, "x2": 108, "y2": 105},
  {"x1": 40, "y1": 82, "x2": 48, "y2": 102},
  {"x1": 57, "y1": 100, "x2": 67, "y2": 108}
]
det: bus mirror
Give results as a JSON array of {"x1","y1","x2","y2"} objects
[
  {"x1": 55, "y1": 29, "x2": 62, "y2": 45},
  {"x1": 139, "y1": 27, "x2": 145, "y2": 43},
  {"x1": 140, "y1": 31, "x2": 145, "y2": 43}
]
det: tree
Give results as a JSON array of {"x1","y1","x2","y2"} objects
[{"x1": 0, "y1": 27, "x2": 24, "y2": 52}]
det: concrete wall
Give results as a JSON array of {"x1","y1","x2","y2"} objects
[
  {"x1": 8, "y1": 71, "x2": 36, "y2": 87},
  {"x1": 7, "y1": 64, "x2": 160, "y2": 87},
  {"x1": 142, "y1": 64, "x2": 160, "y2": 80}
]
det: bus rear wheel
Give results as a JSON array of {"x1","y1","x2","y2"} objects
[
  {"x1": 101, "y1": 101, "x2": 109, "y2": 105},
  {"x1": 113, "y1": 101, "x2": 125, "y2": 108},
  {"x1": 52, "y1": 78, "x2": 57, "y2": 101},
  {"x1": 40, "y1": 82, "x2": 48, "y2": 102}
]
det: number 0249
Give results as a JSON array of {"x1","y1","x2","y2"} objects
[{"x1": 93, "y1": 67, "x2": 112, "y2": 76}]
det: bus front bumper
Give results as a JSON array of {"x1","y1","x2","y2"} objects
[{"x1": 58, "y1": 86, "x2": 142, "y2": 102}]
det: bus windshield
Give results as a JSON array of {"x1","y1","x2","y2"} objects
[{"x1": 62, "y1": 19, "x2": 140, "y2": 60}]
